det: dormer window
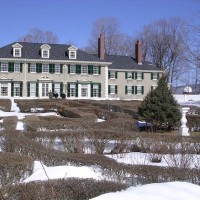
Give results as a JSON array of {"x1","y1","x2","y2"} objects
[
  {"x1": 40, "y1": 44, "x2": 51, "y2": 58},
  {"x1": 68, "y1": 46, "x2": 77, "y2": 59},
  {"x1": 12, "y1": 43, "x2": 22, "y2": 57}
]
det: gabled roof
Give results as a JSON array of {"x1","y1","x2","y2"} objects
[
  {"x1": 104, "y1": 54, "x2": 161, "y2": 71},
  {"x1": 0, "y1": 42, "x2": 103, "y2": 62}
]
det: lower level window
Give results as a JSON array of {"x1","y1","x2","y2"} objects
[
  {"x1": 136, "y1": 86, "x2": 143, "y2": 95},
  {"x1": 81, "y1": 85, "x2": 88, "y2": 97},
  {"x1": 42, "y1": 83, "x2": 49, "y2": 97},
  {"x1": 110, "y1": 85, "x2": 116, "y2": 94},
  {"x1": 30, "y1": 83, "x2": 36, "y2": 97},
  {"x1": 92, "y1": 84, "x2": 99, "y2": 97},
  {"x1": 127, "y1": 86, "x2": 132, "y2": 94},
  {"x1": 70, "y1": 84, "x2": 76, "y2": 97},
  {"x1": 14, "y1": 83, "x2": 20, "y2": 96},
  {"x1": 1, "y1": 83, "x2": 8, "y2": 96},
  {"x1": 54, "y1": 83, "x2": 60, "y2": 94}
]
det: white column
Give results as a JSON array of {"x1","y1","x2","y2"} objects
[{"x1": 179, "y1": 107, "x2": 190, "y2": 136}]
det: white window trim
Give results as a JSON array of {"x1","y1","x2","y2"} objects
[
  {"x1": 127, "y1": 72, "x2": 132, "y2": 79},
  {"x1": 152, "y1": 73, "x2": 158, "y2": 80},
  {"x1": 42, "y1": 49, "x2": 49, "y2": 58},
  {"x1": 70, "y1": 65, "x2": 76, "y2": 74},
  {"x1": 42, "y1": 64, "x2": 49, "y2": 73},
  {"x1": 14, "y1": 63, "x2": 20, "y2": 72},
  {"x1": 110, "y1": 85, "x2": 116, "y2": 94},
  {"x1": 136, "y1": 72, "x2": 142, "y2": 80},
  {"x1": 13, "y1": 48, "x2": 21, "y2": 57},
  {"x1": 136, "y1": 85, "x2": 143, "y2": 95},
  {"x1": 93, "y1": 66, "x2": 99, "y2": 75},
  {"x1": 1, "y1": 63, "x2": 8, "y2": 72},
  {"x1": 30, "y1": 64, "x2": 36, "y2": 73},
  {"x1": 54, "y1": 64, "x2": 60, "y2": 74},
  {"x1": 69, "y1": 51, "x2": 77, "y2": 59},
  {"x1": 126, "y1": 86, "x2": 132, "y2": 95},
  {"x1": 110, "y1": 71, "x2": 116, "y2": 79},
  {"x1": 81, "y1": 65, "x2": 88, "y2": 74}
]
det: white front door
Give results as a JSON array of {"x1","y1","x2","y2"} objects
[{"x1": 79, "y1": 84, "x2": 90, "y2": 98}]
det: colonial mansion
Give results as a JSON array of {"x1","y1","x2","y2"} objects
[{"x1": 0, "y1": 34, "x2": 162, "y2": 100}]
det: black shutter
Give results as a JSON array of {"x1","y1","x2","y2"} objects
[
  {"x1": 132, "y1": 72, "x2": 135, "y2": 79},
  {"x1": 28, "y1": 63, "x2": 30, "y2": 73},
  {"x1": 60, "y1": 83, "x2": 63, "y2": 96},
  {"x1": 60, "y1": 64, "x2": 63, "y2": 74},
  {"x1": 11, "y1": 82, "x2": 14, "y2": 97},
  {"x1": 108, "y1": 71, "x2": 111, "y2": 78},
  {"x1": 76, "y1": 65, "x2": 81, "y2": 74},
  {"x1": 142, "y1": 86, "x2": 144, "y2": 94},
  {"x1": 8, "y1": 62, "x2": 14, "y2": 72},
  {"x1": 20, "y1": 82, "x2": 23, "y2": 96},
  {"x1": 52, "y1": 82, "x2": 55, "y2": 93},
  {"x1": 49, "y1": 64, "x2": 55, "y2": 74},
  {"x1": 157, "y1": 73, "x2": 160, "y2": 80},
  {"x1": 132, "y1": 86, "x2": 134, "y2": 94},
  {"x1": 115, "y1": 85, "x2": 118, "y2": 94},
  {"x1": 27, "y1": 82, "x2": 30, "y2": 97},
  {"x1": 125, "y1": 72, "x2": 127, "y2": 79},
  {"x1": 75, "y1": 83, "x2": 78, "y2": 97},
  {"x1": 125, "y1": 86, "x2": 127, "y2": 94},
  {"x1": 68, "y1": 65, "x2": 70, "y2": 74},
  {"x1": 99, "y1": 84, "x2": 101, "y2": 97},
  {"x1": 36, "y1": 83, "x2": 39, "y2": 97},
  {"x1": 115, "y1": 72, "x2": 118, "y2": 79},
  {"x1": 108, "y1": 85, "x2": 111, "y2": 94},
  {"x1": 135, "y1": 73, "x2": 137, "y2": 80},
  {"x1": 36, "y1": 63, "x2": 42, "y2": 73},
  {"x1": 88, "y1": 65, "x2": 93, "y2": 75},
  {"x1": 142, "y1": 72, "x2": 144, "y2": 79},
  {"x1": 20, "y1": 63, "x2": 23, "y2": 73},
  {"x1": 135, "y1": 86, "x2": 137, "y2": 94},
  {"x1": 99, "y1": 66, "x2": 101, "y2": 75},
  {"x1": 67, "y1": 83, "x2": 70, "y2": 97},
  {"x1": 91, "y1": 83, "x2": 93, "y2": 97},
  {"x1": 151, "y1": 73, "x2": 153, "y2": 80}
]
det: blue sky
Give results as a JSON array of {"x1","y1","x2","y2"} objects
[{"x1": 0, "y1": 0, "x2": 198, "y2": 48}]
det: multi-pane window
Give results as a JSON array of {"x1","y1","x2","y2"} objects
[
  {"x1": 42, "y1": 50, "x2": 49, "y2": 58},
  {"x1": 109, "y1": 85, "x2": 116, "y2": 94},
  {"x1": 42, "y1": 64, "x2": 49, "y2": 73},
  {"x1": 69, "y1": 51, "x2": 76, "y2": 59},
  {"x1": 14, "y1": 83, "x2": 20, "y2": 96},
  {"x1": 81, "y1": 65, "x2": 88, "y2": 74},
  {"x1": 30, "y1": 64, "x2": 36, "y2": 73},
  {"x1": 14, "y1": 63, "x2": 20, "y2": 72},
  {"x1": 126, "y1": 86, "x2": 132, "y2": 94},
  {"x1": 93, "y1": 66, "x2": 99, "y2": 75},
  {"x1": 14, "y1": 48, "x2": 21, "y2": 57},
  {"x1": 30, "y1": 83, "x2": 36, "y2": 97},
  {"x1": 109, "y1": 71, "x2": 117, "y2": 79},
  {"x1": 127, "y1": 72, "x2": 133, "y2": 79},
  {"x1": 1, "y1": 83, "x2": 8, "y2": 96},
  {"x1": 81, "y1": 84, "x2": 88, "y2": 97},
  {"x1": 70, "y1": 65, "x2": 76, "y2": 74},
  {"x1": 55, "y1": 64, "x2": 60, "y2": 73},
  {"x1": 152, "y1": 73, "x2": 159, "y2": 80},
  {"x1": 54, "y1": 83, "x2": 60, "y2": 94},
  {"x1": 136, "y1": 72, "x2": 143, "y2": 80},
  {"x1": 70, "y1": 84, "x2": 76, "y2": 97},
  {"x1": 92, "y1": 84, "x2": 99, "y2": 97},
  {"x1": 1, "y1": 63, "x2": 8, "y2": 72},
  {"x1": 136, "y1": 86, "x2": 143, "y2": 95}
]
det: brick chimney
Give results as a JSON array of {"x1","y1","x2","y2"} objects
[
  {"x1": 98, "y1": 33, "x2": 105, "y2": 60},
  {"x1": 135, "y1": 40, "x2": 142, "y2": 65}
]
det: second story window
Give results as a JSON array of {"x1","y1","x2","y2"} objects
[
  {"x1": 93, "y1": 66, "x2": 100, "y2": 75},
  {"x1": 14, "y1": 63, "x2": 20, "y2": 72},
  {"x1": 42, "y1": 64, "x2": 49, "y2": 73},
  {"x1": 136, "y1": 72, "x2": 143, "y2": 80},
  {"x1": 109, "y1": 71, "x2": 117, "y2": 79},
  {"x1": 1, "y1": 63, "x2": 8, "y2": 72},
  {"x1": 55, "y1": 64, "x2": 60, "y2": 73},
  {"x1": 81, "y1": 65, "x2": 88, "y2": 74},
  {"x1": 30, "y1": 64, "x2": 36, "y2": 73},
  {"x1": 70, "y1": 65, "x2": 76, "y2": 74}
]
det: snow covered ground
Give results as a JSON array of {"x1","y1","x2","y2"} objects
[{"x1": 1, "y1": 98, "x2": 200, "y2": 199}]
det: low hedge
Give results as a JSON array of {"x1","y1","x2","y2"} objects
[
  {"x1": 0, "y1": 99, "x2": 11, "y2": 112},
  {"x1": 1, "y1": 178, "x2": 127, "y2": 200},
  {"x1": 0, "y1": 152, "x2": 34, "y2": 186}
]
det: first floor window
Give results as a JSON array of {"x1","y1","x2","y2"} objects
[
  {"x1": 55, "y1": 64, "x2": 60, "y2": 73},
  {"x1": 81, "y1": 65, "x2": 88, "y2": 74},
  {"x1": 70, "y1": 84, "x2": 76, "y2": 97},
  {"x1": 109, "y1": 85, "x2": 117, "y2": 94},
  {"x1": 14, "y1": 83, "x2": 20, "y2": 96},
  {"x1": 14, "y1": 63, "x2": 20, "y2": 72},
  {"x1": 42, "y1": 64, "x2": 49, "y2": 73},
  {"x1": 81, "y1": 84, "x2": 88, "y2": 97},
  {"x1": 92, "y1": 84, "x2": 99, "y2": 97},
  {"x1": 136, "y1": 86, "x2": 144, "y2": 95},
  {"x1": 54, "y1": 83, "x2": 60, "y2": 94},
  {"x1": 30, "y1": 83, "x2": 36, "y2": 97},
  {"x1": 1, "y1": 63, "x2": 8, "y2": 72},
  {"x1": 1, "y1": 83, "x2": 8, "y2": 96},
  {"x1": 126, "y1": 86, "x2": 133, "y2": 94},
  {"x1": 30, "y1": 64, "x2": 36, "y2": 73},
  {"x1": 70, "y1": 65, "x2": 76, "y2": 74}
]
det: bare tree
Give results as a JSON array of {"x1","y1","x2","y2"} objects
[
  {"x1": 138, "y1": 17, "x2": 188, "y2": 85},
  {"x1": 85, "y1": 17, "x2": 135, "y2": 56},
  {"x1": 18, "y1": 28, "x2": 59, "y2": 43}
]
